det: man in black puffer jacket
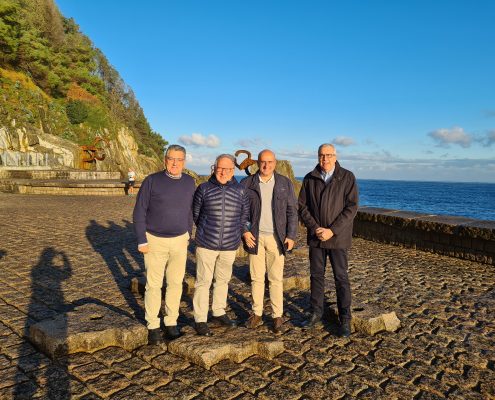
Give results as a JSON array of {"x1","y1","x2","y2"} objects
[{"x1": 192, "y1": 154, "x2": 250, "y2": 336}]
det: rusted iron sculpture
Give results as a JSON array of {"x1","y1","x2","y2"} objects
[
  {"x1": 80, "y1": 137, "x2": 109, "y2": 169},
  {"x1": 235, "y1": 150, "x2": 257, "y2": 176}
]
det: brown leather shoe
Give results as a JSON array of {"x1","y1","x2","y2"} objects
[
  {"x1": 273, "y1": 317, "x2": 283, "y2": 333},
  {"x1": 245, "y1": 314, "x2": 263, "y2": 329}
]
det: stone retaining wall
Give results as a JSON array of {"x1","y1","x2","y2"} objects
[{"x1": 353, "y1": 207, "x2": 495, "y2": 265}]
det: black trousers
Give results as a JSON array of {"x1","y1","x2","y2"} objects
[{"x1": 309, "y1": 247, "x2": 351, "y2": 321}]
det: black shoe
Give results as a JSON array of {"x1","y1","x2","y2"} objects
[
  {"x1": 164, "y1": 325, "x2": 181, "y2": 340},
  {"x1": 148, "y1": 328, "x2": 163, "y2": 345},
  {"x1": 301, "y1": 313, "x2": 322, "y2": 329},
  {"x1": 195, "y1": 322, "x2": 212, "y2": 336},
  {"x1": 339, "y1": 320, "x2": 352, "y2": 337},
  {"x1": 212, "y1": 314, "x2": 237, "y2": 327}
]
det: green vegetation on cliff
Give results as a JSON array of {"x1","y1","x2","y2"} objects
[{"x1": 0, "y1": 0, "x2": 167, "y2": 157}]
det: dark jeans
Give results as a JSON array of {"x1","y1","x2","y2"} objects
[{"x1": 309, "y1": 247, "x2": 351, "y2": 322}]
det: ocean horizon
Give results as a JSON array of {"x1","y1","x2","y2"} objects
[{"x1": 232, "y1": 176, "x2": 495, "y2": 221}]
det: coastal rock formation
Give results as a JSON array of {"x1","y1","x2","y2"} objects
[{"x1": 0, "y1": 124, "x2": 162, "y2": 179}]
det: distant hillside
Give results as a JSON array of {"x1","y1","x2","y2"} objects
[{"x1": 0, "y1": 0, "x2": 167, "y2": 176}]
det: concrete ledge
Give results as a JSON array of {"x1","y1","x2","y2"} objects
[
  {"x1": 354, "y1": 207, "x2": 495, "y2": 265},
  {"x1": 29, "y1": 303, "x2": 147, "y2": 358}
]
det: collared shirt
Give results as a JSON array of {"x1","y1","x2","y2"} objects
[
  {"x1": 321, "y1": 168, "x2": 335, "y2": 183},
  {"x1": 258, "y1": 173, "x2": 275, "y2": 235},
  {"x1": 165, "y1": 170, "x2": 182, "y2": 179}
]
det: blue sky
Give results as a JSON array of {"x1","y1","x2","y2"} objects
[{"x1": 55, "y1": 0, "x2": 495, "y2": 182}]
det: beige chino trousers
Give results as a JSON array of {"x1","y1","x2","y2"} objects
[
  {"x1": 249, "y1": 234, "x2": 285, "y2": 318},
  {"x1": 144, "y1": 232, "x2": 189, "y2": 329},
  {"x1": 193, "y1": 247, "x2": 237, "y2": 323}
]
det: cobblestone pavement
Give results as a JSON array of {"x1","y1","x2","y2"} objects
[{"x1": 0, "y1": 193, "x2": 493, "y2": 399}]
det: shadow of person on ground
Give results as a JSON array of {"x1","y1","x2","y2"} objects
[
  {"x1": 85, "y1": 219, "x2": 144, "y2": 321},
  {"x1": 14, "y1": 247, "x2": 72, "y2": 399}
]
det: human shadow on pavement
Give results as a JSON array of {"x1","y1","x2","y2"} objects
[
  {"x1": 14, "y1": 247, "x2": 72, "y2": 399},
  {"x1": 85, "y1": 219, "x2": 144, "y2": 321}
]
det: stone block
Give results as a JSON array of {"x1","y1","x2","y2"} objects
[
  {"x1": 167, "y1": 325, "x2": 284, "y2": 369},
  {"x1": 351, "y1": 304, "x2": 401, "y2": 335},
  {"x1": 29, "y1": 303, "x2": 147, "y2": 358}
]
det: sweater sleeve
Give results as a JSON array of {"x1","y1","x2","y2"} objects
[
  {"x1": 329, "y1": 173, "x2": 359, "y2": 235},
  {"x1": 298, "y1": 177, "x2": 319, "y2": 235},
  {"x1": 132, "y1": 175, "x2": 152, "y2": 245}
]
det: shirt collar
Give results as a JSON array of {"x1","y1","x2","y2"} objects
[
  {"x1": 165, "y1": 170, "x2": 182, "y2": 179},
  {"x1": 258, "y1": 173, "x2": 275, "y2": 184}
]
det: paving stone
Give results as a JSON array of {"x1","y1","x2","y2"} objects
[
  {"x1": 29, "y1": 303, "x2": 147, "y2": 358},
  {"x1": 167, "y1": 325, "x2": 284, "y2": 369},
  {"x1": 272, "y1": 351, "x2": 305, "y2": 370},
  {"x1": 256, "y1": 381, "x2": 301, "y2": 399},
  {"x1": 228, "y1": 368, "x2": 271, "y2": 394},
  {"x1": 92, "y1": 346, "x2": 132, "y2": 367},
  {"x1": 134, "y1": 343, "x2": 168, "y2": 362},
  {"x1": 0, "y1": 379, "x2": 38, "y2": 399},
  {"x1": 70, "y1": 361, "x2": 109, "y2": 381},
  {"x1": 111, "y1": 356, "x2": 150, "y2": 378},
  {"x1": 130, "y1": 367, "x2": 171, "y2": 391},
  {"x1": 243, "y1": 355, "x2": 281, "y2": 377},
  {"x1": 174, "y1": 365, "x2": 219, "y2": 391},
  {"x1": 110, "y1": 384, "x2": 160, "y2": 399},
  {"x1": 0, "y1": 366, "x2": 29, "y2": 389},
  {"x1": 269, "y1": 367, "x2": 308, "y2": 389},
  {"x1": 151, "y1": 351, "x2": 190, "y2": 373},
  {"x1": 153, "y1": 380, "x2": 201, "y2": 399},
  {"x1": 203, "y1": 380, "x2": 243, "y2": 399},
  {"x1": 210, "y1": 359, "x2": 245, "y2": 380},
  {"x1": 86, "y1": 372, "x2": 131, "y2": 398}
]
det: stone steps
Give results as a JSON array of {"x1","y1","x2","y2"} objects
[
  {"x1": 0, "y1": 168, "x2": 121, "y2": 180},
  {"x1": 0, "y1": 178, "x2": 140, "y2": 196}
]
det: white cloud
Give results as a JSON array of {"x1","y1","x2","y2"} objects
[
  {"x1": 332, "y1": 136, "x2": 356, "y2": 147},
  {"x1": 428, "y1": 127, "x2": 472, "y2": 148},
  {"x1": 178, "y1": 133, "x2": 220, "y2": 148},
  {"x1": 234, "y1": 137, "x2": 270, "y2": 148},
  {"x1": 482, "y1": 130, "x2": 495, "y2": 147}
]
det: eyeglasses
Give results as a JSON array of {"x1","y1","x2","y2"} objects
[
  {"x1": 166, "y1": 157, "x2": 185, "y2": 162},
  {"x1": 318, "y1": 154, "x2": 336, "y2": 159},
  {"x1": 215, "y1": 167, "x2": 234, "y2": 173}
]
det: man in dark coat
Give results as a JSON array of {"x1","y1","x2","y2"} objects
[
  {"x1": 192, "y1": 154, "x2": 250, "y2": 336},
  {"x1": 241, "y1": 150, "x2": 298, "y2": 333},
  {"x1": 298, "y1": 143, "x2": 358, "y2": 337}
]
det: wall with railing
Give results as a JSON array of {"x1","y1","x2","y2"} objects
[{"x1": 353, "y1": 207, "x2": 495, "y2": 265}]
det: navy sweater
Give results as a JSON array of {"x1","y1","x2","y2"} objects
[{"x1": 133, "y1": 171, "x2": 195, "y2": 245}]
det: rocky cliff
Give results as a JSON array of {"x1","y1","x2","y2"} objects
[{"x1": 0, "y1": 122, "x2": 162, "y2": 179}]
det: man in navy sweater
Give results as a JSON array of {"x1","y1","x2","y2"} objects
[{"x1": 133, "y1": 144, "x2": 195, "y2": 344}]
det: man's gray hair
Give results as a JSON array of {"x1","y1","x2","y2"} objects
[
  {"x1": 318, "y1": 143, "x2": 336, "y2": 154},
  {"x1": 165, "y1": 144, "x2": 186, "y2": 158},
  {"x1": 214, "y1": 153, "x2": 236, "y2": 168}
]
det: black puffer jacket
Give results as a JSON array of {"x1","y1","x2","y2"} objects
[
  {"x1": 193, "y1": 175, "x2": 250, "y2": 251},
  {"x1": 241, "y1": 172, "x2": 298, "y2": 256},
  {"x1": 298, "y1": 161, "x2": 358, "y2": 249}
]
